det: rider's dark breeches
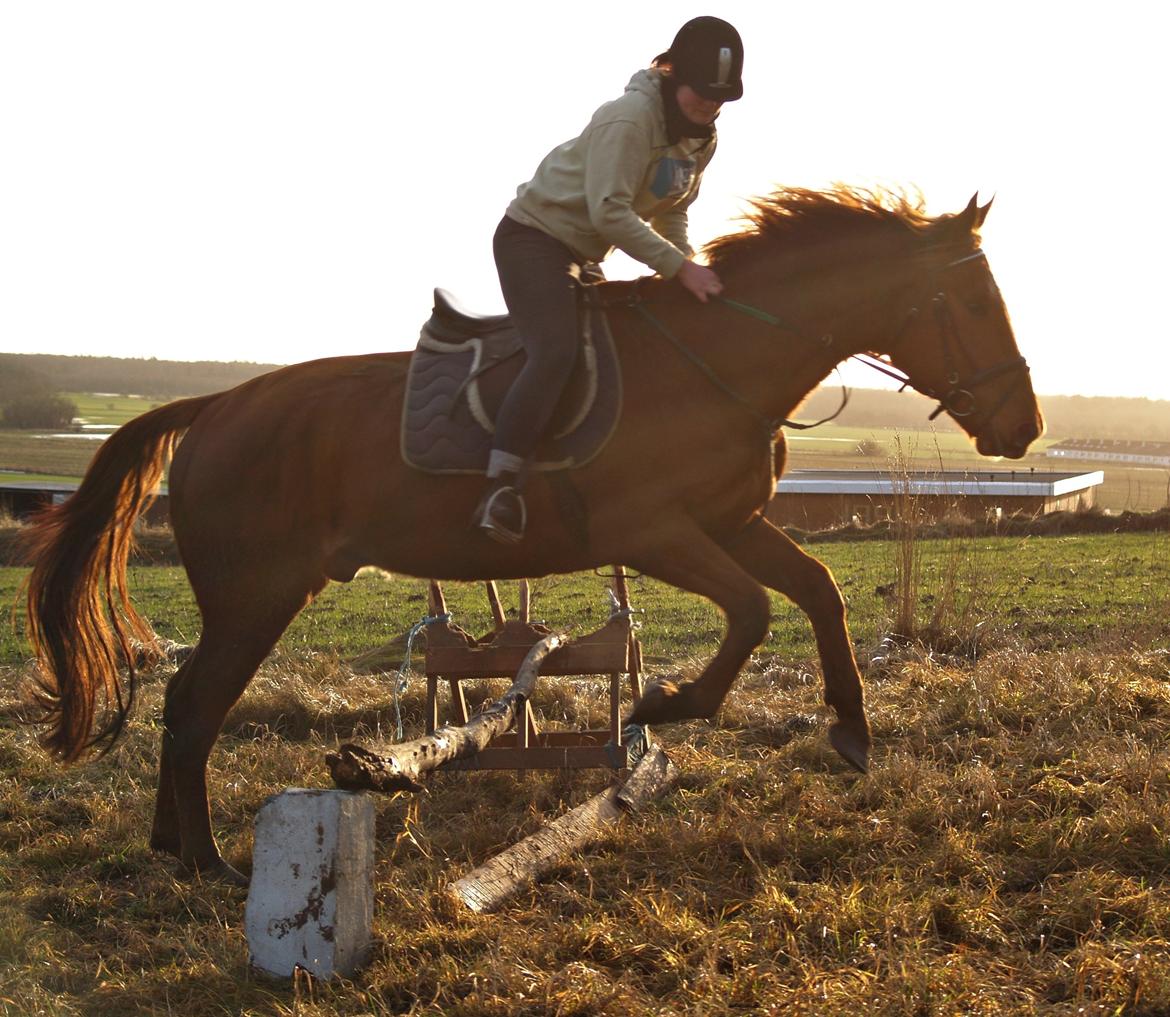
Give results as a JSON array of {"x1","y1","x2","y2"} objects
[{"x1": 490, "y1": 214, "x2": 585, "y2": 464}]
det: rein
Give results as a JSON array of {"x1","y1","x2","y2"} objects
[
  {"x1": 627, "y1": 249, "x2": 1029, "y2": 432},
  {"x1": 632, "y1": 302, "x2": 847, "y2": 436}
]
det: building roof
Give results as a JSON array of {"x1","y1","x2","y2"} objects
[
  {"x1": 4, "y1": 471, "x2": 1100, "y2": 504},
  {"x1": 1047, "y1": 439, "x2": 1170, "y2": 456},
  {"x1": 775, "y1": 469, "x2": 1103, "y2": 497}
]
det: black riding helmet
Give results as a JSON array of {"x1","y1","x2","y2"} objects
[{"x1": 659, "y1": 16, "x2": 744, "y2": 102}]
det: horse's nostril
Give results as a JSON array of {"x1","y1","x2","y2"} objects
[{"x1": 1017, "y1": 420, "x2": 1041, "y2": 447}]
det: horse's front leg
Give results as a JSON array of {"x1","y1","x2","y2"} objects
[
  {"x1": 724, "y1": 515, "x2": 870, "y2": 773},
  {"x1": 625, "y1": 520, "x2": 772, "y2": 724}
]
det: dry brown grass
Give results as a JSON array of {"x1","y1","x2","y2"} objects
[{"x1": 4, "y1": 635, "x2": 1170, "y2": 1015}]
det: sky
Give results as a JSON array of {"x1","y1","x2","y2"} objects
[{"x1": 2, "y1": 1, "x2": 1167, "y2": 401}]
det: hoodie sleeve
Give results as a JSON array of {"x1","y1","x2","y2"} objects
[{"x1": 583, "y1": 119, "x2": 688, "y2": 278}]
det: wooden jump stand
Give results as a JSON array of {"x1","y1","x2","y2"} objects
[
  {"x1": 422, "y1": 567, "x2": 645, "y2": 773},
  {"x1": 322, "y1": 573, "x2": 676, "y2": 921}
]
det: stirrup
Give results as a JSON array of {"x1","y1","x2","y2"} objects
[{"x1": 476, "y1": 485, "x2": 527, "y2": 544}]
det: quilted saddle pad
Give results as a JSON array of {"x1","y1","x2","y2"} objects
[{"x1": 401, "y1": 288, "x2": 622, "y2": 475}]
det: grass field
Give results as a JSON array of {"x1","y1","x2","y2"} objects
[
  {"x1": 67, "y1": 393, "x2": 165, "y2": 427},
  {"x1": 0, "y1": 394, "x2": 160, "y2": 481},
  {"x1": 2, "y1": 532, "x2": 1167, "y2": 667},
  {"x1": 0, "y1": 471, "x2": 85, "y2": 487},
  {"x1": 2, "y1": 531, "x2": 1169, "y2": 1015}
]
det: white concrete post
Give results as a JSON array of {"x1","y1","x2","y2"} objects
[{"x1": 245, "y1": 788, "x2": 375, "y2": 979}]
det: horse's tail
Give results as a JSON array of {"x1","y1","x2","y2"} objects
[{"x1": 22, "y1": 393, "x2": 221, "y2": 762}]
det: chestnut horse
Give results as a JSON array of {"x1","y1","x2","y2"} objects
[{"x1": 24, "y1": 188, "x2": 1043, "y2": 881}]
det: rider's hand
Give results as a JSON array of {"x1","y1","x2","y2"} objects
[{"x1": 676, "y1": 259, "x2": 724, "y2": 303}]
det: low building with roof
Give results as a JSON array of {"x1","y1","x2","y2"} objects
[
  {"x1": 766, "y1": 468, "x2": 1104, "y2": 530},
  {"x1": 1045, "y1": 439, "x2": 1170, "y2": 467},
  {"x1": 6, "y1": 470, "x2": 1106, "y2": 536},
  {"x1": 1, "y1": 479, "x2": 171, "y2": 526}
]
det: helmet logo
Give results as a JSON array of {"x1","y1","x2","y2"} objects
[{"x1": 713, "y1": 46, "x2": 732, "y2": 87}]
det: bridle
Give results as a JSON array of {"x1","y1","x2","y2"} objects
[
  {"x1": 626, "y1": 246, "x2": 1031, "y2": 436},
  {"x1": 854, "y1": 249, "x2": 1031, "y2": 425}
]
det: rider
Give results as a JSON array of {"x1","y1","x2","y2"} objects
[{"x1": 475, "y1": 16, "x2": 745, "y2": 543}]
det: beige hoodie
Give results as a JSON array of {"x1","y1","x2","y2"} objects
[{"x1": 505, "y1": 69, "x2": 716, "y2": 279}]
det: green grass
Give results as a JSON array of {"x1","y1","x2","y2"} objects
[
  {"x1": 0, "y1": 432, "x2": 95, "y2": 480},
  {"x1": 66, "y1": 392, "x2": 165, "y2": 427},
  {"x1": 1, "y1": 531, "x2": 1169, "y2": 1014},
  {"x1": 0, "y1": 471, "x2": 85, "y2": 486},
  {"x1": 4, "y1": 532, "x2": 1167, "y2": 667}
]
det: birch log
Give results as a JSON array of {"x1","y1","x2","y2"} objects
[
  {"x1": 449, "y1": 745, "x2": 677, "y2": 913},
  {"x1": 325, "y1": 633, "x2": 565, "y2": 793}
]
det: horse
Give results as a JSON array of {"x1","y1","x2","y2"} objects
[{"x1": 23, "y1": 187, "x2": 1044, "y2": 883}]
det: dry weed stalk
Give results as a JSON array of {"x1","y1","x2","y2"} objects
[{"x1": 886, "y1": 434, "x2": 996, "y2": 655}]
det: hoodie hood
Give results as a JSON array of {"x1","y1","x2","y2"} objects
[
  {"x1": 625, "y1": 67, "x2": 665, "y2": 100},
  {"x1": 625, "y1": 68, "x2": 715, "y2": 143}
]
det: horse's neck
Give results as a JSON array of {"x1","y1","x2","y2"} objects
[{"x1": 712, "y1": 256, "x2": 910, "y2": 420}]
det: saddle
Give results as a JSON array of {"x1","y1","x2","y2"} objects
[{"x1": 401, "y1": 287, "x2": 622, "y2": 474}]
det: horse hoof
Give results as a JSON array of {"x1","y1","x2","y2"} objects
[
  {"x1": 626, "y1": 677, "x2": 684, "y2": 726},
  {"x1": 149, "y1": 834, "x2": 182, "y2": 859},
  {"x1": 828, "y1": 722, "x2": 870, "y2": 774},
  {"x1": 184, "y1": 858, "x2": 250, "y2": 888}
]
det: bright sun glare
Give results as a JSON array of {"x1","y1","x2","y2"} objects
[{"x1": 1, "y1": 2, "x2": 1166, "y2": 401}]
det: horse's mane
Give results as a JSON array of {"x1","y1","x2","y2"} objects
[{"x1": 703, "y1": 186, "x2": 972, "y2": 273}]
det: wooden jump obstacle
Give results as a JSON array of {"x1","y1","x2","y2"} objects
[
  {"x1": 324, "y1": 619, "x2": 677, "y2": 919},
  {"x1": 326, "y1": 565, "x2": 648, "y2": 789},
  {"x1": 422, "y1": 566, "x2": 646, "y2": 774},
  {"x1": 256, "y1": 580, "x2": 651, "y2": 979}
]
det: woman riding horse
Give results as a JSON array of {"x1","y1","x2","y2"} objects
[
  {"x1": 23, "y1": 184, "x2": 1044, "y2": 882},
  {"x1": 477, "y1": 16, "x2": 744, "y2": 543}
]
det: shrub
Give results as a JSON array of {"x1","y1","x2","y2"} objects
[{"x1": 1, "y1": 393, "x2": 78, "y2": 430}]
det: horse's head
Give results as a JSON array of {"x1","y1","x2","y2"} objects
[{"x1": 883, "y1": 196, "x2": 1044, "y2": 459}]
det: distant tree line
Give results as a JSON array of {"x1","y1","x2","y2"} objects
[
  {"x1": 799, "y1": 386, "x2": 1170, "y2": 442},
  {"x1": 0, "y1": 353, "x2": 279, "y2": 402}
]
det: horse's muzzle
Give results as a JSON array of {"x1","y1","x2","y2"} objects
[{"x1": 976, "y1": 416, "x2": 1043, "y2": 459}]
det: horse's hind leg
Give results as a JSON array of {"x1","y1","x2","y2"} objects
[
  {"x1": 152, "y1": 580, "x2": 320, "y2": 881},
  {"x1": 725, "y1": 516, "x2": 870, "y2": 773},
  {"x1": 150, "y1": 646, "x2": 200, "y2": 857}
]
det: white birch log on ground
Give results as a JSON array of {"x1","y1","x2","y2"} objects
[
  {"x1": 448, "y1": 745, "x2": 677, "y2": 914},
  {"x1": 325, "y1": 633, "x2": 566, "y2": 793}
]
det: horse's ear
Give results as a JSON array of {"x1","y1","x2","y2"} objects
[
  {"x1": 953, "y1": 193, "x2": 980, "y2": 235},
  {"x1": 975, "y1": 195, "x2": 994, "y2": 230}
]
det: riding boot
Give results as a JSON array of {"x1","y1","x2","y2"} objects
[{"x1": 474, "y1": 473, "x2": 527, "y2": 544}]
